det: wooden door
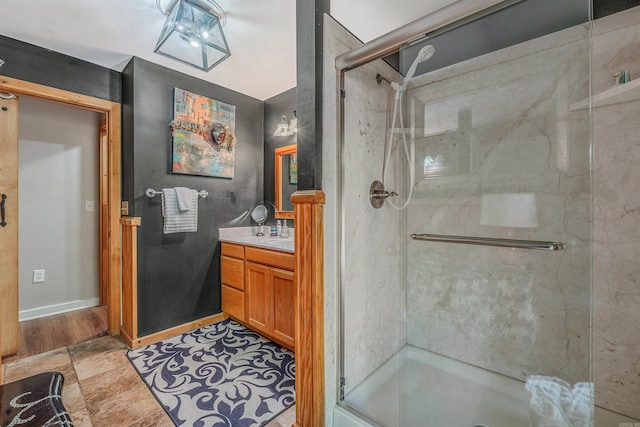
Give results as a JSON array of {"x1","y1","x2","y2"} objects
[
  {"x1": 245, "y1": 261, "x2": 271, "y2": 336},
  {"x1": 271, "y1": 267, "x2": 295, "y2": 349},
  {"x1": 0, "y1": 95, "x2": 19, "y2": 356}
]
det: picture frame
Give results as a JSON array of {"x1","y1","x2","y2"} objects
[{"x1": 170, "y1": 87, "x2": 237, "y2": 178}]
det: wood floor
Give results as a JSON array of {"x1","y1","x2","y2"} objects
[
  {"x1": 4, "y1": 306, "x2": 108, "y2": 363},
  {"x1": 0, "y1": 307, "x2": 296, "y2": 426}
]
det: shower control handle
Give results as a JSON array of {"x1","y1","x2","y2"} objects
[
  {"x1": 371, "y1": 189, "x2": 398, "y2": 200},
  {"x1": 369, "y1": 180, "x2": 398, "y2": 209}
]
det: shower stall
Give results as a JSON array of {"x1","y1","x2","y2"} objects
[{"x1": 331, "y1": 0, "x2": 640, "y2": 426}]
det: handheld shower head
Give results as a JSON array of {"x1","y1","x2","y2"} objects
[
  {"x1": 417, "y1": 45, "x2": 436, "y2": 62},
  {"x1": 401, "y1": 44, "x2": 436, "y2": 92}
]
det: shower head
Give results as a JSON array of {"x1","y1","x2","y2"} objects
[
  {"x1": 416, "y1": 45, "x2": 436, "y2": 62},
  {"x1": 401, "y1": 44, "x2": 435, "y2": 92}
]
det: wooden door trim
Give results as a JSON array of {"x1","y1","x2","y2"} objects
[
  {"x1": 0, "y1": 75, "x2": 122, "y2": 336},
  {"x1": 292, "y1": 190, "x2": 325, "y2": 427},
  {"x1": 274, "y1": 143, "x2": 297, "y2": 220}
]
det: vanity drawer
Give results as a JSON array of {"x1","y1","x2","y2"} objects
[
  {"x1": 222, "y1": 284, "x2": 245, "y2": 322},
  {"x1": 221, "y1": 242, "x2": 245, "y2": 259},
  {"x1": 221, "y1": 255, "x2": 244, "y2": 290},
  {"x1": 245, "y1": 246, "x2": 295, "y2": 271}
]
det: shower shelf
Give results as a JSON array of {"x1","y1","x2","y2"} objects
[
  {"x1": 410, "y1": 233, "x2": 566, "y2": 251},
  {"x1": 570, "y1": 78, "x2": 640, "y2": 111}
]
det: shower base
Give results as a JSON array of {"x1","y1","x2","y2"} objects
[{"x1": 336, "y1": 345, "x2": 637, "y2": 427}]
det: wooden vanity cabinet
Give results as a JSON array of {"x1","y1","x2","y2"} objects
[
  {"x1": 221, "y1": 243, "x2": 246, "y2": 322},
  {"x1": 270, "y1": 267, "x2": 295, "y2": 347},
  {"x1": 221, "y1": 242, "x2": 295, "y2": 350}
]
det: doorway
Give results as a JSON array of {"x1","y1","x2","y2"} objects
[
  {"x1": 0, "y1": 76, "x2": 121, "y2": 357},
  {"x1": 18, "y1": 96, "x2": 103, "y2": 323}
]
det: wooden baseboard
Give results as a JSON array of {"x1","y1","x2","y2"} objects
[
  {"x1": 119, "y1": 326, "x2": 136, "y2": 349},
  {"x1": 226, "y1": 313, "x2": 295, "y2": 352},
  {"x1": 123, "y1": 312, "x2": 228, "y2": 349}
]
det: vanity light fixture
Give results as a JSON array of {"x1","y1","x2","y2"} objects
[
  {"x1": 287, "y1": 110, "x2": 297, "y2": 134},
  {"x1": 273, "y1": 111, "x2": 297, "y2": 137},
  {"x1": 154, "y1": 0, "x2": 230, "y2": 72}
]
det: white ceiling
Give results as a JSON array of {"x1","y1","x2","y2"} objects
[{"x1": 0, "y1": 0, "x2": 456, "y2": 101}]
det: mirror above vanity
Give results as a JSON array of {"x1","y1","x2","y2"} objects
[{"x1": 274, "y1": 144, "x2": 297, "y2": 219}]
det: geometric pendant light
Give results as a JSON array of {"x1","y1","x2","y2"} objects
[{"x1": 154, "y1": 0, "x2": 231, "y2": 71}]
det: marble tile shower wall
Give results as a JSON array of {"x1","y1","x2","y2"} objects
[
  {"x1": 405, "y1": 22, "x2": 593, "y2": 386},
  {"x1": 592, "y1": 7, "x2": 640, "y2": 419},
  {"x1": 340, "y1": 52, "x2": 405, "y2": 395}
]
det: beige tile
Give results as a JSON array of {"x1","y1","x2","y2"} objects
[
  {"x1": 72, "y1": 347, "x2": 131, "y2": 381},
  {"x1": 69, "y1": 335, "x2": 128, "y2": 363},
  {"x1": 88, "y1": 387, "x2": 165, "y2": 427},
  {"x1": 265, "y1": 405, "x2": 296, "y2": 426},
  {"x1": 125, "y1": 410, "x2": 174, "y2": 427},
  {"x1": 69, "y1": 408, "x2": 94, "y2": 427},
  {"x1": 3, "y1": 347, "x2": 77, "y2": 385},
  {"x1": 79, "y1": 362, "x2": 151, "y2": 409},
  {"x1": 62, "y1": 380, "x2": 87, "y2": 414}
]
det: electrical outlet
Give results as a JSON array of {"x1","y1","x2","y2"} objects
[{"x1": 33, "y1": 269, "x2": 45, "y2": 283}]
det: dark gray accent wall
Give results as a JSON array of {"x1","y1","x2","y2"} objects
[
  {"x1": 0, "y1": 36, "x2": 121, "y2": 103},
  {"x1": 123, "y1": 57, "x2": 264, "y2": 336},
  {"x1": 296, "y1": 0, "x2": 330, "y2": 191},
  {"x1": 594, "y1": 0, "x2": 640, "y2": 17},
  {"x1": 403, "y1": 0, "x2": 640, "y2": 77},
  {"x1": 264, "y1": 88, "x2": 297, "y2": 222},
  {"x1": 403, "y1": 0, "x2": 591, "y2": 78}
]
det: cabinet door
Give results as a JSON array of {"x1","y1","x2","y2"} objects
[
  {"x1": 271, "y1": 268, "x2": 295, "y2": 349},
  {"x1": 245, "y1": 261, "x2": 272, "y2": 336}
]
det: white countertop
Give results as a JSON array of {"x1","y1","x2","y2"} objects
[{"x1": 219, "y1": 226, "x2": 294, "y2": 253}]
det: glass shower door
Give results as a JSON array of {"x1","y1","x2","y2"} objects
[{"x1": 403, "y1": 22, "x2": 593, "y2": 427}]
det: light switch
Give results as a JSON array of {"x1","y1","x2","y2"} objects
[
  {"x1": 33, "y1": 269, "x2": 45, "y2": 283},
  {"x1": 85, "y1": 200, "x2": 95, "y2": 212}
]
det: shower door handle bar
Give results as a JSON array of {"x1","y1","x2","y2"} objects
[
  {"x1": 1, "y1": 194, "x2": 6, "y2": 227},
  {"x1": 410, "y1": 234, "x2": 566, "y2": 251}
]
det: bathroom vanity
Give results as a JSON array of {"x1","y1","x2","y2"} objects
[{"x1": 219, "y1": 227, "x2": 295, "y2": 350}]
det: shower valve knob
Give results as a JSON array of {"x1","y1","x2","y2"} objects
[
  {"x1": 371, "y1": 190, "x2": 397, "y2": 199},
  {"x1": 369, "y1": 180, "x2": 399, "y2": 209}
]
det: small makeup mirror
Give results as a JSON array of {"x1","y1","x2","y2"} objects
[
  {"x1": 251, "y1": 204, "x2": 268, "y2": 236},
  {"x1": 274, "y1": 144, "x2": 297, "y2": 219}
]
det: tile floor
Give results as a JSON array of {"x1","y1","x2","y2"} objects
[{"x1": 2, "y1": 335, "x2": 296, "y2": 427}]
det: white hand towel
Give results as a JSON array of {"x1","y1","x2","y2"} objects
[
  {"x1": 161, "y1": 188, "x2": 198, "y2": 234},
  {"x1": 175, "y1": 187, "x2": 193, "y2": 211},
  {"x1": 525, "y1": 375, "x2": 593, "y2": 427}
]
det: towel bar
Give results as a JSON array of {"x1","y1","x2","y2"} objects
[
  {"x1": 410, "y1": 233, "x2": 566, "y2": 251},
  {"x1": 145, "y1": 188, "x2": 208, "y2": 199}
]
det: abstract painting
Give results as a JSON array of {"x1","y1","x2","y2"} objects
[
  {"x1": 289, "y1": 152, "x2": 297, "y2": 185},
  {"x1": 171, "y1": 87, "x2": 236, "y2": 178}
]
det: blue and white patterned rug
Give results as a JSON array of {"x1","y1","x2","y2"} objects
[{"x1": 127, "y1": 319, "x2": 295, "y2": 427}]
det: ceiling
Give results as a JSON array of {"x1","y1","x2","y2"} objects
[{"x1": 0, "y1": 0, "x2": 457, "y2": 101}]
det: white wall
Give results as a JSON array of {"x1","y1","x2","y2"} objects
[{"x1": 18, "y1": 95, "x2": 102, "y2": 320}]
